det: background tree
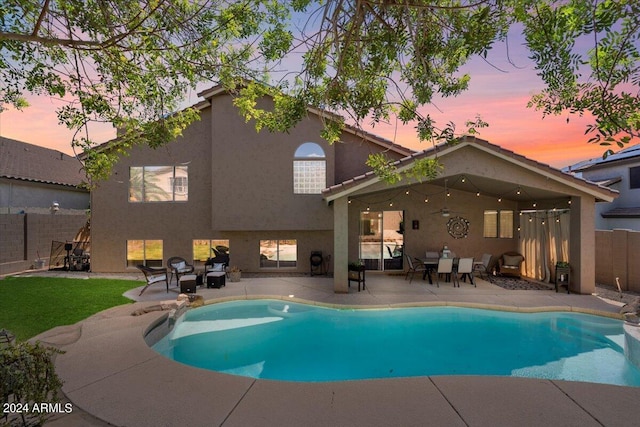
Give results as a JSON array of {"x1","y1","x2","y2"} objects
[
  {"x1": 518, "y1": 0, "x2": 639, "y2": 157},
  {"x1": 2, "y1": 1, "x2": 638, "y2": 183},
  {"x1": 0, "y1": 0, "x2": 293, "y2": 182}
]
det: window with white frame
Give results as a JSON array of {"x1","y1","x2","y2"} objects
[
  {"x1": 127, "y1": 240, "x2": 163, "y2": 267},
  {"x1": 293, "y1": 142, "x2": 326, "y2": 194},
  {"x1": 129, "y1": 166, "x2": 188, "y2": 202},
  {"x1": 260, "y1": 239, "x2": 297, "y2": 268},
  {"x1": 484, "y1": 210, "x2": 514, "y2": 238}
]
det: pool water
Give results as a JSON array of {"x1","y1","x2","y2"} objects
[{"x1": 152, "y1": 300, "x2": 640, "y2": 386}]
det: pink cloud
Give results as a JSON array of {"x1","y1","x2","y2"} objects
[{"x1": 0, "y1": 95, "x2": 114, "y2": 156}]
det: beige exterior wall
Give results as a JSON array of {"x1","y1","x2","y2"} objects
[
  {"x1": 90, "y1": 106, "x2": 214, "y2": 272},
  {"x1": 333, "y1": 136, "x2": 406, "y2": 183},
  {"x1": 209, "y1": 94, "x2": 334, "y2": 231},
  {"x1": 595, "y1": 229, "x2": 640, "y2": 292},
  {"x1": 90, "y1": 93, "x2": 385, "y2": 273}
]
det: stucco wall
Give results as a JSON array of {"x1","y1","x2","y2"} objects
[
  {"x1": 346, "y1": 183, "x2": 518, "y2": 267},
  {"x1": 0, "y1": 213, "x2": 87, "y2": 275},
  {"x1": 0, "y1": 179, "x2": 89, "y2": 214},
  {"x1": 209, "y1": 93, "x2": 335, "y2": 231},
  {"x1": 595, "y1": 229, "x2": 640, "y2": 292},
  {"x1": 89, "y1": 93, "x2": 378, "y2": 273},
  {"x1": 90, "y1": 105, "x2": 213, "y2": 272},
  {"x1": 333, "y1": 135, "x2": 407, "y2": 184}
]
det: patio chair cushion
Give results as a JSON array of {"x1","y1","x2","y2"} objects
[
  {"x1": 503, "y1": 254, "x2": 523, "y2": 267},
  {"x1": 173, "y1": 261, "x2": 188, "y2": 272},
  {"x1": 211, "y1": 262, "x2": 226, "y2": 272},
  {"x1": 147, "y1": 273, "x2": 168, "y2": 284}
]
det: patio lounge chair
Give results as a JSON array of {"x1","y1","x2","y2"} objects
[
  {"x1": 498, "y1": 252, "x2": 525, "y2": 278},
  {"x1": 405, "y1": 254, "x2": 427, "y2": 283},
  {"x1": 136, "y1": 265, "x2": 169, "y2": 296},
  {"x1": 167, "y1": 256, "x2": 195, "y2": 285}
]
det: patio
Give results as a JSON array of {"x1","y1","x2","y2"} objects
[{"x1": 29, "y1": 272, "x2": 640, "y2": 426}]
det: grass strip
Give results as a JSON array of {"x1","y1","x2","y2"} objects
[{"x1": 0, "y1": 276, "x2": 138, "y2": 341}]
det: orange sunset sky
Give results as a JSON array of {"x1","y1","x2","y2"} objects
[{"x1": 0, "y1": 29, "x2": 614, "y2": 170}]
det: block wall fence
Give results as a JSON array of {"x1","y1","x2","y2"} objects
[
  {"x1": 595, "y1": 229, "x2": 640, "y2": 292},
  {"x1": 0, "y1": 213, "x2": 87, "y2": 275}
]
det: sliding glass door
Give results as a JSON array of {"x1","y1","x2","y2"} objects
[{"x1": 359, "y1": 210, "x2": 404, "y2": 271}]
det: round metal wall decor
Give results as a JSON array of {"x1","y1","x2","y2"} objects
[{"x1": 447, "y1": 216, "x2": 470, "y2": 239}]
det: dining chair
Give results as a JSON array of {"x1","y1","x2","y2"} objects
[
  {"x1": 405, "y1": 254, "x2": 427, "y2": 283},
  {"x1": 455, "y1": 258, "x2": 475, "y2": 287},
  {"x1": 473, "y1": 253, "x2": 492, "y2": 279},
  {"x1": 435, "y1": 258, "x2": 454, "y2": 287}
]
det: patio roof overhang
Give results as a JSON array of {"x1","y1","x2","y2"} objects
[{"x1": 323, "y1": 137, "x2": 618, "y2": 206}]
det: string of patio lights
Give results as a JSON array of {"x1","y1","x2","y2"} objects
[{"x1": 347, "y1": 174, "x2": 573, "y2": 220}]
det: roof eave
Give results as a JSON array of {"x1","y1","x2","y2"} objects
[{"x1": 323, "y1": 139, "x2": 618, "y2": 203}]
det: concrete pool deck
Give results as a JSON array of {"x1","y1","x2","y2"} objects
[{"x1": 24, "y1": 272, "x2": 640, "y2": 426}]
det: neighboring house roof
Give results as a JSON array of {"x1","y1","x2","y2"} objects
[
  {"x1": 0, "y1": 137, "x2": 86, "y2": 187},
  {"x1": 323, "y1": 136, "x2": 618, "y2": 202},
  {"x1": 565, "y1": 143, "x2": 640, "y2": 172},
  {"x1": 593, "y1": 176, "x2": 622, "y2": 187},
  {"x1": 197, "y1": 84, "x2": 414, "y2": 158},
  {"x1": 601, "y1": 207, "x2": 640, "y2": 218}
]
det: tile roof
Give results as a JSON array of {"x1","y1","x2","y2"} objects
[
  {"x1": 0, "y1": 137, "x2": 87, "y2": 187},
  {"x1": 322, "y1": 136, "x2": 617, "y2": 201}
]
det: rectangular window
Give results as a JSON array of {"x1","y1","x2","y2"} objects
[
  {"x1": 127, "y1": 240, "x2": 163, "y2": 267},
  {"x1": 484, "y1": 210, "x2": 513, "y2": 238},
  {"x1": 483, "y1": 210, "x2": 498, "y2": 238},
  {"x1": 630, "y1": 166, "x2": 640, "y2": 189},
  {"x1": 129, "y1": 166, "x2": 188, "y2": 202},
  {"x1": 260, "y1": 239, "x2": 297, "y2": 268},
  {"x1": 499, "y1": 210, "x2": 514, "y2": 238},
  {"x1": 193, "y1": 239, "x2": 230, "y2": 266}
]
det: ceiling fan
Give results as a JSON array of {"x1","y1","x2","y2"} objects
[{"x1": 431, "y1": 179, "x2": 462, "y2": 217}]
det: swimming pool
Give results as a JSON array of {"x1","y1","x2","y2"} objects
[{"x1": 152, "y1": 300, "x2": 640, "y2": 386}]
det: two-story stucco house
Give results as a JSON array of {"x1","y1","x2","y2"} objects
[
  {"x1": 89, "y1": 85, "x2": 617, "y2": 294},
  {"x1": 89, "y1": 85, "x2": 412, "y2": 274},
  {"x1": 566, "y1": 144, "x2": 640, "y2": 231}
]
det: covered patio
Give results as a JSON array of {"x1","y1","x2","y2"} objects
[{"x1": 325, "y1": 138, "x2": 617, "y2": 294}]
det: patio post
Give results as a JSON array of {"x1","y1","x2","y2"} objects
[
  {"x1": 333, "y1": 196, "x2": 349, "y2": 293},
  {"x1": 569, "y1": 195, "x2": 596, "y2": 294}
]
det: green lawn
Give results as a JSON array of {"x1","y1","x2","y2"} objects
[{"x1": 0, "y1": 277, "x2": 140, "y2": 341}]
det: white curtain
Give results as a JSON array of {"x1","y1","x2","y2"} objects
[{"x1": 519, "y1": 210, "x2": 570, "y2": 282}]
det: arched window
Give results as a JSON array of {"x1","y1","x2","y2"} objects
[{"x1": 293, "y1": 142, "x2": 326, "y2": 194}]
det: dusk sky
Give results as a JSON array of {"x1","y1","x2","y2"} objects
[{"x1": 0, "y1": 26, "x2": 614, "y2": 170}]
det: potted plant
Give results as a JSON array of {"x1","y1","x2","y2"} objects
[{"x1": 228, "y1": 266, "x2": 241, "y2": 282}]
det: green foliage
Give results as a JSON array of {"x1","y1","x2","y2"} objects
[
  {"x1": 0, "y1": 0, "x2": 296, "y2": 184},
  {"x1": 366, "y1": 153, "x2": 442, "y2": 185},
  {"x1": 1, "y1": 341, "x2": 63, "y2": 427},
  {"x1": 2, "y1": 0, "x2": 638, "y2": 183},
  {"x1": 519, "y1": 0, "x2": 640, "y2": 150}
]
